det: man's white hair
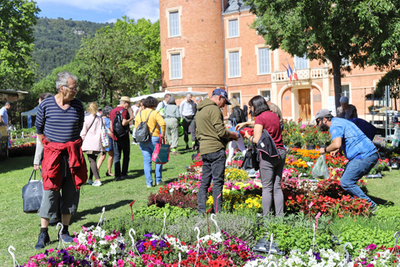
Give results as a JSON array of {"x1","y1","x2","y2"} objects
[{"x1": 56, "y1": 71, "x2": 77, "y2": 92}]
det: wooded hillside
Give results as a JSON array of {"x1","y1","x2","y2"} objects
[{"x1": 32, "y1": 18, "x2": 112, "y2": 80}]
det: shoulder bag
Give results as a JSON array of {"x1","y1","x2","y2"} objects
[{"x1": 22, "y1": 169, "x2": 44, "y2": 213}]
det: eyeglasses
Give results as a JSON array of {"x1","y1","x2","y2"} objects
[{"x1": 63, "y1": 85, "x2": 79, "y2": 91}]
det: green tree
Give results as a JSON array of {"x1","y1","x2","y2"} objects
[
  {"x1": 0, "y1": 0, "x2": 40, "y2": 89},
  {"x1": 246, "y1": 0, "x2": 400, "y2": 109},
  {"x1": 77, "y1": 23, "x2": 144, "y2": 105},
  {"x1": 121, "y1": 17, "x2": 161, "y2": 94},
  {"x1": 376, "y1": 69, "x2": 400, "y2": 111}
]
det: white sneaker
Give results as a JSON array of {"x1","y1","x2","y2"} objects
[{"x1": 92, "y1": 180, "x2": 102, "y2": 187}]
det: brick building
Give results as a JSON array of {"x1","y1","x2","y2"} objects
[{"x1": 159, "y1": 0, "x2": 389, "y2": 121}]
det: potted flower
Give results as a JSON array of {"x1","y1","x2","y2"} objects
[
  {"x1": 318, "y1": 131, "x2": 332, "y2": 147},
  {"x1": 302, "y1": 126, "x2": 319, "y2": 149},
  {"x1": 289, "y1": 131, "x2": 305, "y2": 148}
]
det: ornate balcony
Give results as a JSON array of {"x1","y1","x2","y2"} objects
[{"x1": 271, "y1": 68, "x2": 329, "y2": 82}]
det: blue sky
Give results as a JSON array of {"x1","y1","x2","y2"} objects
[{"x1": 35, "y1": 0, "x2": 160, "y2": 23}]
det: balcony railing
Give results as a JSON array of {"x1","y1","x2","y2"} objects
[{"x1": 271, "y1": 68, "x2": 329, "y2": 82}]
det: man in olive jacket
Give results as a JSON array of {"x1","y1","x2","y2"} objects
[{"x1": 196, "y1": 88, "x2": 239, "y2": 214}]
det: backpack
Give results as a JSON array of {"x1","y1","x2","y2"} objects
[
  {"x1": 113, "y1": 110, "x2": 129, "y2": 138},
  {"x1": 135, "y1": 110, "x2": 158, "y2": 143},
  {"x1": 158, "y1": 102, "x2": 166, "y2": 116}
]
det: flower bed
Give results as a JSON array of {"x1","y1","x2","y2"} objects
[{"x1": 8, "y1": 137, "x2": 36, "y2": 157}]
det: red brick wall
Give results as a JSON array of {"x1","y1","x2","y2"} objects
[{"x1": 160, "y1": 0, "x2": 225, "y2": 89}]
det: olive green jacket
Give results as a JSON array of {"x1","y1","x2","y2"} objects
[{"x1": 195, "y1": 98, "x2": 230, "y2": 155}]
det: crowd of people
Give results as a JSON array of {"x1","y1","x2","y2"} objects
[{"x1": 28, "y1": 70, "x2": 377, "y2": 250}]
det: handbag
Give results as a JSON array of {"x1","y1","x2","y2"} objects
[
  {"x1": 100, "y1": 118, "x2": 110, "y2": 148},
  {"x1": 241, "y1": 143, "x2": 259, "y2": 171},
  {"x1": 151, "y1": 136, "x2": 170, "y2": 164},
  {"x1": 22, "y1": 169, "x2": 44, "y2": 213}
]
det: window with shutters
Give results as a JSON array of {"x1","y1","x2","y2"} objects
[
  {"x1": 228, "y1": 19, "x2": 239, "y2": 38},
  {"x1": 228, "y1": 50, "x2": 241, "y2": 78},
  {"x1": 170, "y1": 53, "x2": 181, "y2": 79},
  {"x1": 258, "y1": 47, "x2": 271, "y2": 75},
  {"x1": 167, "y1": 7, "x2": 182, "y2": 38},
  {"x1": 295, "y1": 53, "x2": 309, "y2": 69}
]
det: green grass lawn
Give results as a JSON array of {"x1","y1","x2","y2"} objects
[
  {"x1": 0, "y1": 137, "x2": 194, "y2": 264},
  {"x1": 0, "y1": 139, "x2": 399, "y2": 264}
]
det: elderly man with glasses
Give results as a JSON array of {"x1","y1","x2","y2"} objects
[{"x1": 34, "y1": 71, "x2": 87, "y2": 250}]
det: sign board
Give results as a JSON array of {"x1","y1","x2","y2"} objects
[{"x1": 328, "y1": 96, "x2": 336, "y2": 116}]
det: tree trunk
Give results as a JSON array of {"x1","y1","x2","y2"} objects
[
  {"x1": 331, "y1": 56, "x2": 342, "y2": 112},
  {"x1": 145, "y1": 73, "x2": 161, "y2": 94}
]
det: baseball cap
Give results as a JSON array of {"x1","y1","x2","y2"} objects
[
  {"x1": 315, "y1": 109, "x2": 332, "y2": 120},
  {"x1": 212, "y1": 88, "x2": 231, "y2": 105}
]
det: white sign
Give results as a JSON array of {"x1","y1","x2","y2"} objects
[{"x1": 328, "y1": 96, "x2": 337, "y2": 116}]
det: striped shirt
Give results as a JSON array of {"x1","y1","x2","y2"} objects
[{"x1": 36, "y1": 96, "x2": 84, "y2": 143}]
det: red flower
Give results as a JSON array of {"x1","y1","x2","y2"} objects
[{"x1": 207, "y1": 240, "x2": 212, "y2": 246}]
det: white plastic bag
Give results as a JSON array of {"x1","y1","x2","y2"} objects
[{"x1": 312, "y1": 155, "x2": 329, "y2": 179}]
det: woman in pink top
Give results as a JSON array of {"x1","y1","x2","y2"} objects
[
  {"x1": 237, "y1": 96, "x2": 286, "y2": 216},
  {"x1": 81, "y1": 102, "x2": 105, "y2": 186}
]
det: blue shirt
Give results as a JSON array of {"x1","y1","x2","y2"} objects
[
  {"x1": 36, "y1": 96, "x2": 84, "y2": 143},
  {"x1": 0, "y1": 107, "x2": 8, "y2": 125},
  {"x1": 330, "y1": 117, "x2": 377, "y2": 160}
]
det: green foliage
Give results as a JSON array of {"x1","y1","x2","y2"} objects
[
  {"x1": 0, "y1": 0, "x2": 40, "y2": 89},
  {"x1": 122, "y1": 17, "x2": 161, "y2": 94},
  {"x1": 77, "y1": 21, "x2": 145, "y2": 105},
  {"x1": 104, "y1": 211, "x2": 259, "y2": 250},
  {"x1": 245, "y1": 0, "x2": 400, "y2": 109},
  {"x1": 329, "y1": 211, "x2": 399, "y2": 254},
  {"x1": 32, "y1": 18, "x2": 112, "y2": 80},
  {"x1": 131, "y1": 204, "x2": 196, "y2": 222}
]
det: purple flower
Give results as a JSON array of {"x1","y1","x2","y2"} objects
[
  {"x1": 366, "y1": 244, "x2": 377, "y2": 250},
  {"x1": 48, "y1": 257, "x2": 56, "y2": 265},
  {"x1": 143, "y1": 233, "x2": 153, "y2": 238},
  {"x1": 313, "y1": 251, "x2": 321, "y2": 260}
]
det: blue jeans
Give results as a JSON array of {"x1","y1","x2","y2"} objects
[
  {"x1": 139, "y1": 136, "x2": 163, "y2": 186},
  {"x1": 340, "y1": 153, "x2": 378, "y2": 207},
  {"x1": 197, "y1": 149, "x2": 226, "y2": 213}
]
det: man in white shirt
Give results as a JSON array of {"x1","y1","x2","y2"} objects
[
  {"x1": 180, "y1": 93, "x2": 197, "y2": 150},
  {"x1": 156, "y1": 93, "x2": 171, "y2": 117},
  {"x1": 0, "y1": 102, "x2": 11, "y2": 126},
  {"x1": 132, "y1": 102, "x2": 140, "y2": 117}
]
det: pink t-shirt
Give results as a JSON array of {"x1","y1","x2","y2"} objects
[{"x1": 254, "y1": 110, "x2": 284, "y2": 149}]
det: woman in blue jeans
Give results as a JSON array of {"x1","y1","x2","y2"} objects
[{"x1": 134, "y1": 96, "x2": 166, "y2": 188}]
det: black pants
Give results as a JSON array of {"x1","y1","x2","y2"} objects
[
  {"x1": 197, "y1": 149, "x2": 226, "y2": 213},
  {"x1": 113, "y1": 138, "x2": 130, "y2": 178},
  {"x1": 182, "y1": 115, "x2": 196, "y2": 144}
]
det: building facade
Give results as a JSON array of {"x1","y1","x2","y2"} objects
[{"x1": 159, "y1": 0, "x2": 389, "y2": 121}]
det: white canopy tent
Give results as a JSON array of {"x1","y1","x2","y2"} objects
[{"x1": 130, "y1": 91, "x2": 209, "y2": 103}]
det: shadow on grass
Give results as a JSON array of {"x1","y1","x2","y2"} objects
[
  {"x1": 0, "y1": 155, "x2": 34, "y2": 173},
  {"x1": 367, "y1": 195, "x2": 394, "y2": 206},
  {"x1": 71, "y1": 199, "x2": 132, "y2": 225}
]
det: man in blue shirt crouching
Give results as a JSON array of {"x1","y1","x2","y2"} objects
[{"x1": 315, "y1": 109, "x2": 378, "y2": 211}]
